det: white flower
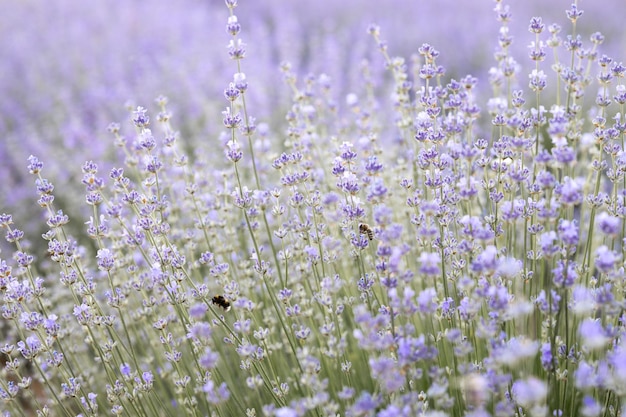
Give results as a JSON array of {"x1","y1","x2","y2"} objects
[{"x1": 345, "y1": 93, "x2": 359, "y2": 107}]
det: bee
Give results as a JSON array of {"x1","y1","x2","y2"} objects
[
  {"x1": 211, "y1": 295, "x2": 231, "y2": 311},
  {"x1": 358, "y1": 223, "x2": 374, "y2": 241}
]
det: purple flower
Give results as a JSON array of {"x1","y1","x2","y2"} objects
[
  {"x1": 20, "y1": 311, "x2": 44, "y2": 331},
  {"x1": 552, "y1": 260, "x2": 578, "y2": 287},
  {"x1": 566, "y1": 3, "x2": 584, "y2": 21},
  {"x1": 27, "y1": 155, "x2": 43, "y2": 174},
  {"x1": 557, "y1": 219, "x2": 578, "y2": 247},
  {"x1": 341, "y1": 203, "x2": 365, "y2": 221},
  {"x1": 366, "y1": 178, "x2": 387, "y2": 201},
  {"x1": 597, "y1": 212, "x2": 621, "y2": 235},
  {"x1": 120, "y1": 363, "x2": 132, "y2": 377},
  {"x1": 494, "y1": 337, "x2": 539, "y2": 367},
  {"x1": 223, "y1": 82, "x2": 241, "y2": 102},
  {"x1": 73, "y1": 303, "x2": 93, "y2": 326},
  {"x1": 417, "y1": 288, "x2": 438, "y2": 314},
  {"x1": 322, "y1": 192, "x2": 340, "y2": 205},
  {"x1": 571, "y1": 285, "x2": 596, "y2": 315},
  {"x1": 61, "y1": 377, "x2": 81, "y2": 397},
  {"x1": 364, "y1": 155, "x2": 383, "y2": 174},
  {"x1": 96, "y1": 248, "x2": 115, "y2": 271},
  {"x1": 594, "y1": 283, "x2": 615, "y2": 307},
  {"x1": 372, "y1": 205, "x2": 393, "y2": 226},
  {"x1": 132, "y1": 106, "x2": 150, "y2": 128},
  {"x1": 529, "y1": 16, "x2": 545, "y2": 33},
  {"x1": 188, "y1": 303, "x2": 208, "y2": 320},
  {"x1": 337, "y1": 173, "x2": 361, "y2": 195},
  {"x1": 496, "y1": 257, "x2": 522, "y2": 278},
  {"x1": 595, "y1": 245, "x2": 618, "y2": 273},
  {"x1": 607, "y1": 341, "x2": 626, "y2": 389},
  {"x1": 331, "y1": 158, "x2": 346, "y2": 176},
  {"x1": 529, "y1": 69, "x2": 547, "y2": 91},
  {"x1": 472, "y1": 245, "x2": 499, "y2": 273},
  {"x1": 275, "y1": 407, "x2": 299, "y2": 417},
  {"x1": 16, "y1": 335, "x2": 42, "y2": 359},
  {"x1": 376, "y1": 405, "x2": 403, "y2": 417},
  {"x1": 553, "y1": 145, "x2": 576, "y2": 164},
  {"x1": 540, "y1": 342, "x2": 553, "y2": 371},
  {"x1": 535, "y1": 169, "x2": 556, "y2": 189},
  {"x1": 574, "y1": 361, "x2": 598, "y2": 391},
  {"x1": 338, "y1": 386, "x2": 355, "y2": 400},
  {"x1": 348, "y1": 391, "x2": 381, "y2": 416},
  {"x1": 227, "y1": 38, "x2": 246, "y2": 59},
  {"x1": 511, "y1": 376, "x2": 547, "y2": 408},
  {"x1": 397, "y1": 334, "x2": 437, "y2": 366},
  {"x1": 487, "y1": 284, "x2": 511, "y2": 312},
  {"x1": 43, "y1": 315, "x2": 60, "y2": 337},
  {"x1": 222, "y1": 107, "x2": 242, "y2": 129},
  {"x1": 339, "y1": 141, "x2": 357, "y2": 161},
  {"x1": 187, "y1": 322, "x2": 213, "y2": 341},
  {"x1": 500, "y1": 199, "x2": 525, "y2": 221},
  {"x1": 46, "y1": 350, "x2": 64, "y2": 368},
  {"x1": 139, "y1": 371, "x2": 153, "y2": 389},
  {"x1": 4, "y1": 228, "x2": 24, "y2": 243},
  {"x1": 579, "y1": 319, "x2": 608, "y2": 351},
  {"x1": 351, "y1": 232, "x2": 370, "y2": 250},
  {"x1": 369, "y1": 356, "x2": 404, "y2": 392},
  {"x1": 555, "y1": 176, "x2": 583, "y2": 205},
  {"x1": 225, "y1": 140, "x2": 243, "y2": 162},
  {"x1": 199, "y1": 347, "x2": 219, "y2": 370},
  {"x1": 580, "y1": 395, "x2": 602, "y2": 417},
  {"x1": 539, "y1": 231, "x2": 560, "y2": 257},
  {"x1": 535, "y1": 289, "x2": 561, "y2": 314},
  {"x1": 203, "y1": 380, "x2": 230, "y2": 404},
  {"x1": 459, "y1": 215, "x2": 485, "y2": 238},
  {"x1": 418, "y1": 252, "x2": 440, "y2": 276}
]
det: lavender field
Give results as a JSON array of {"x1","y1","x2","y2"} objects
[{"x1": 2, "y1": 0, "x2": 626, "y2": 416}]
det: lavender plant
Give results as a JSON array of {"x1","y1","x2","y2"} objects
[
  {"x1": 2, "y1": 0, "x2": 626, "y2": 416},
  {"x1": 2, "y1": 0, "x2": 622, "y2": 234}
]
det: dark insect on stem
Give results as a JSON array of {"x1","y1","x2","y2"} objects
[{"x1": 212, "y1": 295, "x2": 231, "y2": 311}]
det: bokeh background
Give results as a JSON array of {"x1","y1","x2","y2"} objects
[{"x1": 1, "y1": 0, "x2": 624, "y2": 240}]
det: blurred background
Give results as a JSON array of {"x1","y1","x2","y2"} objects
[{"x1": 1, "y1": 0, "x2": 624, "y2": 241}]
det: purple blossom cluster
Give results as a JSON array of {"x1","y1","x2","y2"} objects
[
  {"x1": 1, "y1": 0, "x2": 624, "y2": 234},
  {"x1": 2, "y1": 1, "x2": 626, "y2": 416}
]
